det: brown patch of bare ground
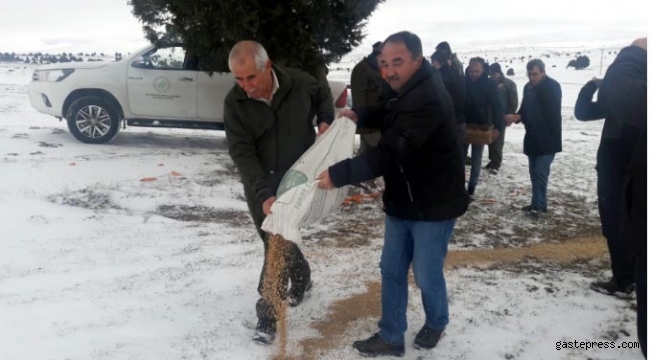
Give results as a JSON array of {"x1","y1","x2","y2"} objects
[{"x1": 297, "y1": 236, "x2": 608, "y2": 359}]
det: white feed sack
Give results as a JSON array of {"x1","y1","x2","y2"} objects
[{"x1": 262, "y1": 117, "x2": 357, "y2": 243}]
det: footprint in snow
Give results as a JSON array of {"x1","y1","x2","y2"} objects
[{"x1": 38, "y1": 142, "x2": 63, "y2": 148}]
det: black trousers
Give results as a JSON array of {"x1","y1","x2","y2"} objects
[
  {"x1": 244, "y1": 184, "x2": 311, "y2": 326},
  {"x1": 597, "y1": 141, "x2": 635, "y2": 288}
]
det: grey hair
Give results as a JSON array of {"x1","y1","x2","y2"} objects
[{"x1": 228, "y1": 40, "x2": 269, "y2": 71}]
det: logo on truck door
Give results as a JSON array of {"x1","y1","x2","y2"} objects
[{"x1": 153, "y1": 76, "x2": 170, "y2": 93}]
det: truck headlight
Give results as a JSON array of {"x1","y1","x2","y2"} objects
[{"x1": 33, "y1": 69, "x2": 75, "y2": 82}]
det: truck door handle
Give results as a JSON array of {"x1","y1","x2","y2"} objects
[{"x1": 178, "y1": 77, "x2": 194, "y2": 82}]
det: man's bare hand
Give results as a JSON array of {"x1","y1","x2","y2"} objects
[
  {"x1": 262, "y1": 196, "x2": 276, "y2": 215},
  {"x1": 631, "y1": 37, "x2": 647, "y2": 51},
  {"x1": 317, "y1": 122, "x2": 330, "y2": 136},
  {"x1": 505, "y1": 114, "x2": 521, "y2": 126},
  {"x1": 316, "y1": 170, "x2": 336, "y2": 190},
  {"x1": 337, "y1": 109, "x2": 358, "y2": 123},
  {"x1": 492, "y1": 129, "x2": 500, "y2": 142}
]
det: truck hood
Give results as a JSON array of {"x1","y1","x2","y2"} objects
[{"x1": 34, "y1": 61, "x2": 114, "y2": 71}]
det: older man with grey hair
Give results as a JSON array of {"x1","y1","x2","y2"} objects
[{"x1": 223, "y1": 40, "x2": 334, "y2": 344}]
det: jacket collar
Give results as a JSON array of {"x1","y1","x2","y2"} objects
[
  {"x1": 232, "y1": 64, "x2": 293, "y2": 107},
  {"x1": 396, "y1": 59, "x2": 434, "y2": 99}
]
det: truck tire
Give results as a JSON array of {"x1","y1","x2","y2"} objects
[{"x1": 66, "y1": 96, "x2": 121, "y2": 144}]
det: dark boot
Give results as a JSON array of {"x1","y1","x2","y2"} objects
[
  {"x1": 253, "y1": 299, "x2": 276, "y2": 345},
  {"x1": 352, "y1": 333, "x2": 405, "y2": 357},
  {"x1": 289, "y1": 280, "x2": 313, "y2": 307},
  {"x1": 414, "y1": 325, "x2": 444, "y2": 350},
  {"x1": 286, "y1": 241, "x2": 311, "y2": 307},
  {"x1": 590, "y1": 277, "x2": 635, "y2": 299}
]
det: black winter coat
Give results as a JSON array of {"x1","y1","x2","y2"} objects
[
  {"x1": 330, "y1": 61, "x2": 469, "y2": 221},
  {"x1": 438, "y1": 64, "x2": 466, "y2": 125},
  {"x1": 599, "y1": 45, "x2": 647, "y2": 258},
  {"x1": 517, "y1": 76, "x2": 562, "y2": 156},
  {"x1": 465, "y1": 72, "x2": 504, "y2": 131},
  {"x1": 621, "y1": 128, "x2": 647, "y2": 258},
  {"x1": 574, "y1": 80, "x2": 605, "y2": 121}
]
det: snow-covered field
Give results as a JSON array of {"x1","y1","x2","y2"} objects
[{"x1": 0, "y1": 42, "x2": 644, "y2": 360}]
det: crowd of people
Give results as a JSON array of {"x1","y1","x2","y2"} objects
[{"x1": 221, "y1": 32, "x2": 646, "y2": 358}]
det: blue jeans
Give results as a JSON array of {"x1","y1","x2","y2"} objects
[
  {"x1": 463, "y1": 143, "x2": 484, "y2": 192},
  {"x1": 528, "y1": 154, "x2": 555, "y2": 211},
  {"x1": 378, "y1": 215, "x2": 456, "y2": 345}
]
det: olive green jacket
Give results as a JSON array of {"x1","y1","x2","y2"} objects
[
  {"x1": 224, "y1": 65, "x2": 334, "y2": 205},
  {"x1": 496, "y1": 76, "x2": 519, "y2": 114},
  {"x1": 450, "y1": 53, "x2": 465, "y2": 78},
  {"x1": 351, "y1": 56, "x2": 384, "y2": 108}
]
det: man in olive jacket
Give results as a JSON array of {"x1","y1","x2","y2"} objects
[
  {"x1": 487, "y1": 62, "x2": 518, "y2": 172},
  {"x1": 506, "y1": 59, "x2": 562, "y2": 216},
  {"x1": 351, "y1": 41, "x2": 387, "y2": 155},
  {"x1": 223, "y1": 40, "x2": 334, "y2": 345},
  {"x1": 318, "y1": 31, "x2": 468, "y2": 357}
]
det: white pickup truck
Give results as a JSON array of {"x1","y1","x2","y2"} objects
[{"x1": 28, "y1": 44, "x2": 348, "y2": 144}]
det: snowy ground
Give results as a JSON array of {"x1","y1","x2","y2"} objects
[{"x1": 0, "y1": 42, "x2": 644, "y2": 360}]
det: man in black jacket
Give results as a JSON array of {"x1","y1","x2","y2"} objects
[
  {"x1": 506, "y1": 59, "x2": 562, "y2": 216},
  {"x1": 436, "y1": 41, "x2": 464, "y2": 78},
  {"x1": 600, "y1": 38, "x2": 646, "y2": 356},
  {"x1": 465, "y1": 57, "x2": 504, "y2": 197},
  {"x1": 431, "y1": 49, "x2": 466, "y2": 155},
  {"x1": 224, "y1": 40, "x2": 334, "y2": 345},
  {"x1": 574, "y1": 78, "x2": 635, "y2": 298},
  {"x1": 317, "y1": 31, "x2": 469, "y2": 357}
]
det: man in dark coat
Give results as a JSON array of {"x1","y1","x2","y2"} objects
[
  {"x1": 573, "y1": 40, "x2": 646, "y2": 301},
  {"x1": 431, "y1": 49, "x2": 466, "y2": 154},
  {"x1": 351, "y1": 41, "x2": 388, "y2": 155},
  {"x1": 223, "y1": 40, "x2": 334, "y2": 345},
  {"x1": 505, "y1": 59, "x2": 562, "y2": 216},
  {"x1": 436, "y1": 41, "x2": 464, "y2": 78},
  {"x1": 487, "y1": 62, "x2": 518, "y2": 172},
  {"x1": 464, "y1": 57, "x2": 504, "y2": 197},
  {"x1": 317, "y1": 31, "x2": 468, "y2": 357},
  {"x1": 599, "y1": 38, "x2": 646, "y2": 356}
]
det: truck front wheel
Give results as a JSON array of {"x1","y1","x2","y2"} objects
[{"x1": 66, "y1": 96, "x2": 121, "y2": 144}]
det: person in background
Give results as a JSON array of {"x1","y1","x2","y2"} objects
[
  {"x1": 351, "y1": 41, "x2": 387, "y2": 157},
  {"x1": 486, "y1": 62, "x2": 518, "y2": 173},
  {"x1": 464, "y1": 57, "x2": 504, "y2": 199},
  {"x1": 436, "y1": 41, "x2": 464, "y2": 78},
  {"x1": 431, "y1": 49, "x2": 466, "y2": 155},
  {"x1": 505, "y1": 59, "x2": 561, "y2": 217},
  {"x1": 223, "y1": 40, "x2": 334, "y2": 345},
  {"x1": 317, "y1": 31, "x2": 468, "y2": 357}
]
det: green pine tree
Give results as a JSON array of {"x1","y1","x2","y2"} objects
[{"x1": 129, "y1": 0, "x2": 384, "y2": 75}]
